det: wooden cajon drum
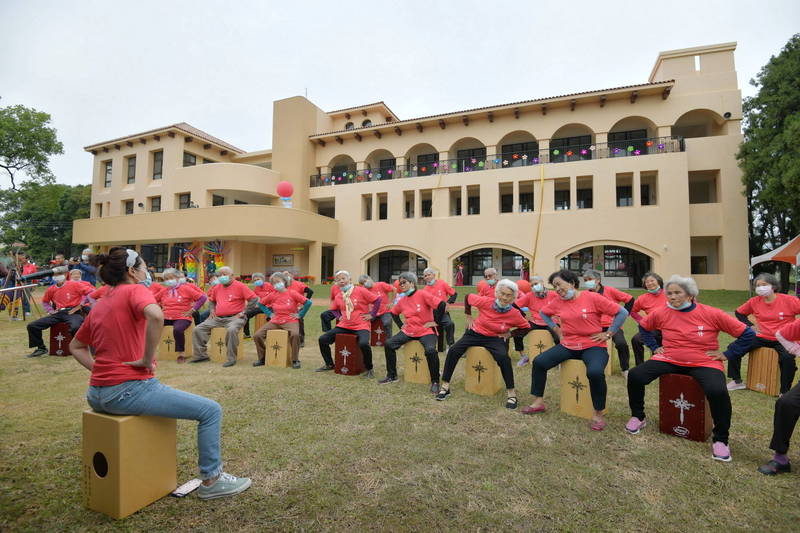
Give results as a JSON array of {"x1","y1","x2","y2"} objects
[
  {"x1": 658, "y1": 373, "x2": 712, "y2": 441},
  {"x1": 208, "y1": 327, "x2": 244, "y2": 363},
  {"x1": 528, "y1": 329, "x2": 555, "y2": 361},
  {"x1": 605, "y1": 339, "x2": 616, "y2": 375},
  {"x1": 266, "y1": 329, "x2": 292, "y2": 367},
  {"x1": 370, "y1": 318, "x2": 387, "y2": 347},
  {"x1": 158, "y1": 324, "x2": 193, "y2": 361},
  {"x1": 82, "y1": 410, "x2": 176, "y2": 519},
  {"x1": 746, "y1": 347, "x2": 780, "y2": 397},
  {"x1": 49, "y1": 322, "x2": 72, "y2": 356},
  {"x1": 254, "y1": 313, "x2": 268, "y2": 333},
  {"x1": 335, "y1": 334, "x2": 364, "y2": 375},
  {"x1": 559, "y1": 359, "x2": 607, "y2": 420},
  {"x1": 465, "y1": 347, "x2": 503, "y2": 396},
  {"x1": 403, "y1": 340, "x2": 431, "y2": 384}
]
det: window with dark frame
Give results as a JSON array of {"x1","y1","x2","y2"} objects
[
  {"x1": 124, "y1": 200, "x2": 134, "y2": 215},
  {"x1": 103, "y1": 161, "x2": 112, "y2": 187},
  {"x1": 378, "y1": 158, "x2": 396, "y2": 180},
  {"x1": 152, "y1": 151, "x2": 163, "y2": 179},
  {"x1": 234, "y1": 199, "x2": 248, "y2": 205},
  {"x1": 212, "y1": 194, "x2": 225, "y2": 206},
  {"x1": 501, "y1": 142, "x2": 538, "y2": 166},
  {"x1": 126, "y1": 156, "x2": 136, "y2": 184},
  {"x1": 150, "y1": 196, "x2": 161, "y2": 212},
  {"x1": 140, "y1": 244, "x2": 168, "y2": 271},
  {"x1": 203, "y1": 158, "x2": 215, "y2": 164},
  {"x1": 470, "y1": 249, "x2": 493, "y2": 276},
  {"x1": 577, "y1": 188, "x2": 593, "y2": 209},
  {"x1": 550, "y1": 135, "x2": 592, "y2": 162},
  {"x1": 501, "y1": 250, "x2": 523, "y2": 276},
  {"x1": 421, "y1": 198, "x2": 432, "y2": 218},
  {"x1": 183, "y1": 152, "x2": 196, "y2": 167},
  {"x1": 608, "y1": 129, "x2": 648, "y2": 156},
  {"x1": 416, "y1": 153, "x2": 438, "y2": 176},
  {"x1": 616, "y1": 186, "x2": 633, "y2": 207},
  {"x1": 554, "y1": 190, "x2": 570, "y2": 210},
  {"x1": 456, "y1": 147, "x2": 487, "y2": 170},
  {"x1": 178, "y1": 193, "x2": 191, "y2": 209}
]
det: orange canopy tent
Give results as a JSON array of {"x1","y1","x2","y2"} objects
[{"x1": 750, "y1": 235, "x2": 800, "y2": 267}]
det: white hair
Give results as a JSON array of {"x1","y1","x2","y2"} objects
[
  {"x1": 217, "y1": 266, "x2": 233, "y2": 276},
  {"x1": 270, "y1": 272, "x2": 289, "y2": 284},
  {"x1": 583, "y1": 269, "x2": 602, "y2": 280},
  {"x1": 484, "y1": 267, "x2": 497, "y2": 276},
  {"x1": 357, "y1": 274, "x2": 373, "y2": 284},
  {"x1": 398, "y1": 271, "x2": 418, "y2": 285},
  {"x1": 495, "y1": 279, "x2": 519, "y2": 297},
  {"x1": 251, "y1": 272, "x2": 264, "y2": 280},
  {"x1": 334, "y1": 270, "x2": 350, "y2": 280},
  {"x1": 423, "y1": 267, "x2": 436, "y2": 276},
  {"x1": 665, "y1": 275, "x2": 699, "y2": 298}
]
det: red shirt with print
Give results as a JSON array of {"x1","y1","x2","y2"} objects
[
  {"x1": 158, "y1": 284, "x2": 205, "y2": 320},
  {"x1": 329, "y1": 286, "x2": 379, "y2": 331},
  {"x1": 392, "y1": 289, "x2": 441, "y2": 337},
  {"x1": 540, "y1": 290, "x2": 622, "y2": 350},
  {"x1": 736, "y1": 294, "x2": 800, "y2": 341},
  {"x1": 597, "y1": 285, "x2": 633, "y2": 327},
  {"x1": 209, "y1": 281, "x2": 256, "y2": 316},
  {"x1": 42, "y1": 281, "x2": 92, "y2": 309},
  {"x1": 253, "y1": 282, "x2": 274, "y2": 299},
  {"x1": 423, "y1": 279, "x2": 455, "y2": 303},
  {"x1": 516, "y1": 290, "x2": 558, "y2": 326},
  {"x1": 260, "y1": 290, "x2": 307, "y2": 324},
  {"x1": 467, "y1": 294, "x2": 530, "y2": 337}
]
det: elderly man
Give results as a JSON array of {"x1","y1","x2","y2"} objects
[
  {"x1": 70, "y1": 248, "x2": 98, "y2": 286},
  {"x1": 421, "y1": 267, "x2": 457, "y2": 347},
  {"x1": 475, "y1": 267, "x2": 498, "y2": 297},
  {"x1": 190, "y1": 266, "x2": 257, "y2": 367}
]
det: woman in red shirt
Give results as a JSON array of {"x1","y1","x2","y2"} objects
[
  {"x1": 627, "y1": 275, "x2": 755, "y2": 462},
  {"x1": 242, "y1": 272, "x2": 272, "y2": 338},
  {"x1": 522, "y1": 269, "x2": 629, "y2": 431},
  {"x1": 728, "y1": 273, "x2": 800, "y2": 393},
  {"x1": 436, "y1": 279, "x2": 531, "y2": 408},
  {"x1": 359, "y1": 274, "x2": 396, "y2": 346},
  {"x1": 421, "y1": 268, "x2": 457, "y2": 348},
  {"x1": 69, "y1": 247, "x2": 250, "y2": 499},
  {"x1": 514, "y1": 275, "x2": 559, "y2": 366},
  {"x1": 253, "y1": 272, "x2": 312, "y2": 368},
  {"x1": 582, "y1": 269, "x2": 635, "y2": 377},
  {"x1": 157, "y1": 268, "x2": 207, "y2": 363},
  {"x1": 630, "y1": 272, "x2": 667, "y2": 367}
]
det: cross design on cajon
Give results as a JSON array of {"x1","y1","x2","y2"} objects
[
  {"x1": 535, "y1": 340, "x2": 546, "y2": 355},
  {"x1": 271, "y1": 341, "x2": 281, "y2": 361},
  {"x1": 340, "y1": 346, "x2": 351, "y2": 374},
  {"x1": 472, "y1": 361, "x2": 487, "y2": 383},
  {"x1": 215, "y1": 338, "x2": 225, "y2": 357},
  {"x1": 669, "y1": 393, "x2": 694, "y2": 425},
  {"x1": 163, "y1": 337, "x2": 173, "y2": 352},
  {"x1": 55, "y1": 332, "x2": 66, "y2": 355},
  {"x1": 410, "y1": 353, "x2": 422, "y2": 373},
  {"x1": 755, "y1": 383, "x2": 766, "y2": 391},
  {"x1": 569, "y1": 376, "x2": 586, "y2": 403},
  {"x1": 375, "y1": 327, "x2": 383, "y2": 340}
]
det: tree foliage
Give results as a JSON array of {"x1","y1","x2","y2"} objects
[
  {"x1": 0, "y1": 104, "x2": 64, "y2": 190},
  {"x1": 738, "y1": 34, "x2": 800, "y2": 253},
  {"x1": 0, "y1": 182, "x2": 90, "y2": 263}
]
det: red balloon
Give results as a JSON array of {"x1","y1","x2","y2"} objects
[
  {"x1": 276, "y1": 181, "x2": 294, "y2": 197},
  {"x1": 516, "y1": 279, "x2": 531, "y2": 293}
]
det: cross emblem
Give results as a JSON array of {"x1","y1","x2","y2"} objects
[
  {"x1": 374, "y1": 327, "x2": 383, "y2": 339},
  {"x1": 669, "y1": 393, "x2": 694, "y2": 425},
  {"x1": 697, "y1": 325, "x2": 704, "y2": 337},
  {"x1": 163, "y1": 337, "x2": 173, "y2": 352},
  {"x1": 411, "y1": 353, "x2": 422, "y2": 373},
  {"x1": 569, "y1": 376, "x2": 586, "y2": 403},
  {"x1": 472, "y1": 361, "x2": 487, "y2": 383},
  {"x1": 535, "y1": 340, "x2": 546, "y2": 355},
  {"x1": 215, "y1": 338, "x2": 225, "y2": 356},
  {"x1": 55, "y1": 332, "x2": 65, "y2": 348},
  {"x1": 271, "y1": 341, "x2": 281, "y2": 360},
  {"x1": 340, "y1": 346, "x2": 351, "y2": 373}
]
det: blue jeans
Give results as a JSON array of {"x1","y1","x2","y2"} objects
[
  {"x1": 531, "y1": 344, "x2": 609, "y2": 411},
  {"x1": 86, "y1": 378, "x2": 223, "y2": 479}
]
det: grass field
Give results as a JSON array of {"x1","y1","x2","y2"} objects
[{"x1": 1, "y1": 287, "x2": 798, "y2": 532}]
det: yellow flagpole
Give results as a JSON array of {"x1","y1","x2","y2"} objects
[{"x1": 531, "y1": 162, "x2": 546, "y2": 273}]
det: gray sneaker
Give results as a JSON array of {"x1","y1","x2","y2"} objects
[
  {"x1": 197, "y1": 472, "x2": 252, "y2": 500},
  {"x1": 362, "y1": 369, "x2": 374, "y2": 378}
]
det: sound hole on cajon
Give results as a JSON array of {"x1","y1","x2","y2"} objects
[{"x1": 92, "y1": 452, "x2": 108, "y2": 478}]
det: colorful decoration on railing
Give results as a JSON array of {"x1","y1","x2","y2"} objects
[
  {"x1": 179, "y1": 243, "x2": 202, "y2": 283},
  {"x1": 203, "y1": 240, "x2": 227, "y2": 287},
  {"x1": 553, "y1": 149, "x2": 560, "y2": 155}
]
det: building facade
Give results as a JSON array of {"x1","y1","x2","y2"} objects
[{"x1": 73, "y1": 42, "x2": 749, "y2": 289}]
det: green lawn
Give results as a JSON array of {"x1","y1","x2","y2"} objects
[{"x1": 1, "y1": 287, "x2": 798, "y2": 532}]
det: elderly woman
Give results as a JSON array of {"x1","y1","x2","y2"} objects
[
  {"x1": 253, "y1": 272, "x2": 312, "y2": 368},
  {"x1": 630, "y1": 272, "x2": 667, "y2": 367},
  {"x1": 382, "y1": 272, "x2": 446, "y2": 390},
  {"x1": 242, "y1": 272, "x2": 272, "y2": 338},
  {"x1": 522, "y1": 269, "x2": 629, "y2": 431},
  {"x1": 422, "y1": 268, "x2": 457, "y2": 347},
  {"x1": 583, "y1": 269, "x2": 635, "y2": 377},
  {"x1": 358, "y1": 274, "x2": 395, "y2": 342},
  {"x1": 515, "y1": 275, "x2": 559, "y2": 366},
  {"x1": 759, "y1": 318, "x2": 800, "y2": 474},
  {"x1": 156, "y1": 268, "x2": 207, "y2": 363},
  {"x1": 436, "y1": 279, "x2": 531, "y2": 408},
  {"x1": 727, "y1": 273, "x2": 800, "y2": 393},
  {"x1": 627, "y1": 275, "x2": 755, "y2": 462},
  {"x1": 475, "y1": 267, "x2": 498, "y2": 297},
  {"x1": 316, "y1": 270, "x2": 381, "y2": 376},
  {"x1": 283, "y1": 272, "x2": 314, "y2": 346},
  {"x1": 319, "y1": 283, "x2": 341, "y2": 332}
]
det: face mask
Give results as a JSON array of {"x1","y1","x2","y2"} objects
[
  {"x1": 755, "y1": 285, "x2": 774, "y2": 297},
  {"x1": 164, "y1": 279, "x2": 178, "y2": 288},
  {"x1": 274, "y1": 282, "x2": 286, "y2": 291},
  {"x1": 209, "y1": 279, "x2": 219, "y2": 286},
  {"x1": 532, "y1": 283, "x2": 544, "y2": 292},
  {"x1": 584, "y1": 280, "x2": 596, "y2": 290},
  {"x1": 342, "y1": 284, "x2": 353, "y2": 292},
  {"x1": 487, "y1": 279, "x2": 496, "y2": 286},
  {"x1": 218, "y1": 275, "x2": 231, "y2": 286},
  {"x1": 667, "y1": 300, "x2": 692, "y2": 310},
  {"x1": 647, "y1": 287, "x2": 661, "y2": 294},
  {"x1": 494, "y1": 299, "x2": 511, "y2": 312},
  {"x1": 404, "y1": 288, "x2": 415, "y2": 297},
  {"x1": 177, "y1": 278, "x2": 186, "y2": 285},
  {"x1": 140, "y1": 271, "x2": 152, "y2": 288},
  {"x1": 81, "y1": 255, "x2": 89, "y2": 261},
  {"x1": 426, "y1": 279, "x2": 435, "y2": 286},
  {"x1": 364, "y1": 281, "x2": 374, "y2": 288},
  {"x1": 53, "y1": 275, "x2": 66, "y2": 284},
  {"x1": 560, "y1": 288, "x2": 576, "y2": 300},
  {"x1": 254, "y1": 279, "x2": 264, "y2": 287}
]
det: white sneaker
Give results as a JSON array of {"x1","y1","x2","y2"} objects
[
  {"x1": 726, "y1": 380, "x2": 746, "y2": 391},
  {"x1": 622, "y1": 370, "x2": 629, "y2": 379}
]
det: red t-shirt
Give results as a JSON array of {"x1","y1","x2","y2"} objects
[
  {"x1": 476, "y1": 280, "x2": 496, "y2": 297},
  {"x1": 329, "y1": 286, "x2": 379, "y2": 331},
  {"x1": 516, "y1": 290, "x2": 558, "y2": 326},
  {"x1": 253, "y1": 283, "x2": 274, "y2": 299},
  {"x1": 287, "y1": 280, "x2": 308, "y2": 295},
  {"x1": 423, "y1": 279, "x2": 455, "y2": 303},
  {"x1": 89, "y1": 284, "x2": 109, "y2": 301},
  {"x1": 778, "y1": 318, "x2": 800, "y2": 342},
  {"x1": 209, "y1": 280, "x2": 256, "y2": 316},
  {"x1": 597, "y1": 285, "x2": 633, "y2": 327},
  {"x1": 149, "y1": 283, "x2": 166, "y2": 300},
  {"x1": 260, "y1": 290, "x2": 307, "y2": 324},
  {"x1": 330, "y1": 284, "x2": 341, "y2": 302},
  {"x1": 540, "y1": 290, "x2": 622, "y2": 350},
  {"x1": 366, "y1": 282, "x2": 394, "y2": 315},
  {"x1": 640, "y1": 303, "x2": 747, "y2": 371},
  {"x1": 736, "y1": 294, "x2": 800, "y2": 341},
  {"x1": 42, "y1": 281, "x2": 92, "y2": 309},
  {"x1": 392, "y1": 289, "x2": 441, "y2": 337},
  {"x1": 632, "y1": 290, "x2": 667, "y2": 316},
  {"x1": 467, "y1": 294, "x2": 530, "y2": 337},
  {"x1": 75, "y1": 284, "x2": 158, "y2": 387},
  {"x1": 22, "y1": 262, "x2": 38, "y2": 276},
  {"x1": 157, "y1": 284, "x2": 204, "y2": 320}
]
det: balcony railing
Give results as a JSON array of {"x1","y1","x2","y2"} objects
[{"x1": 309, "y1": 136, "x2": 684, "y2": 187}]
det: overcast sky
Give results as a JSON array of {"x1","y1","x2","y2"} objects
[{"x1": 1, "y1": 0, "x2": 797, "y2": 187}]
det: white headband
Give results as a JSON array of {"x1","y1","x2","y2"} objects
[{"x1": 126, "y1": 249, "x2": 138, "y2": 268}]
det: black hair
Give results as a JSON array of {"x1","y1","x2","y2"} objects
[
  {"x1": 641, "y1": 271, "x2": 664, "y2": 288},
  {"x1": 548, "y1": 269, "x2": 580, "y2": 288},
  {"x1": 91, "y1": 246, "x2": 143, "y2": 286}
]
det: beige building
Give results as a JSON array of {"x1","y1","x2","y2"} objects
[{"x1": 73, "y1": 42, "x2": 748, "y2": 289}]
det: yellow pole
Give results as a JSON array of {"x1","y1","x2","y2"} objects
[{"x1": 531, "y1": 163, "x2": 546, "y2": 273}]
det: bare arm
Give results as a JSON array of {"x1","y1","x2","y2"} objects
[
  {"x1": 70, "y1": 337, "x2": 95, "y2": 371},
  {"x1": 124, "y1": 303, "x2": 164, "y2": 371}
]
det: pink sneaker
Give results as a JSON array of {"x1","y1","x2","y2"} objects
[
  {"x1": 625, "y1": 417, "x2": 647, "y2": 434},
  {"x1": 712, "y1": 441, "x2": 732, "y2": 462}
]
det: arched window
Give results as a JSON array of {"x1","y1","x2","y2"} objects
[
  {"x1": 344, "y1": 122, "x2": 354, "y2": 130},
  {"x1": 362, "y1": 119, "x2": 372, "y2": 128}
]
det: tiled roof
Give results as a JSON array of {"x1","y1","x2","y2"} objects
[
  {"x1": 84, "y1": 122, "x2": 245, "y2": 153},
  {"x1": 325, "y1": 101, "x2": 400, "y2": 120}
]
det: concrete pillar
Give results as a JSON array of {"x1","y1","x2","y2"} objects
[
  {"x1": 570, "y1": 176, "x2": 577, "y2": 211},
  {"x1": 633, "y1": 171, "x2": 641, "y2": 207},
  {"x1": 309, "y1": 240, "x2": 322, "y2": 283}
]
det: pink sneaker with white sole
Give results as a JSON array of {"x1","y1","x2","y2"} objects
[
  {"x1": 712, "y1": 441, "x2": 732, "y2": 462},
  {"x1": 625, "y1": 417, "x2": 647, "y2": 434}
]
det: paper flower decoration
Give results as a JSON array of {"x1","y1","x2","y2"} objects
[
  {"x1": 512, "y1": 153, "x2": 519, "y2": 160},
  {"x1": 589, "y1": 145, "x2": 595, "y2": 151},
  {"x1": 503, "y1": 159, "x2": 509, "y2": 166},
  {"x1": 533, "y1": 157, "x2": 539, "y2": 164},
  {"x1": 522, "y1": 154, "x2": 528, "y2": 160},
  {"x1": 412, "y1": 165, "x2": 418, "y2": 171},
  {"x1": 471, "y1": 158, "x2": 476, "y2": 164},
  {"x1": 404, "y1": 171, "x2": 410, "y2": 176},
  {"x1": 553, "y1": 150, "x2": 560, "y2": 155},
  {"x1": 627, "y1": 146, "x2": 634, "y2": 152},
  {"x1": 478, "y1": 161, "x2": 485, "y2": 167},
  {"x1": 494, "y1": 158, "x2": 500, "y2": 164},
  {"x1": 613, "y1": 148, "x2": 621, "y2": 154},
  {"x1": 376, "y1": 173, "x2": 382, "y2": 179},
  {"x1": 646, "y1": 140, "x2": 653, "y2": 147},
  {"x1": 421, "y1": 167, "x2": 427, "y2": 173},
  {"x1": 451, "y1": 163, "x2": 457, "y2": 169},
  {"x1": 387, "y1": 169, "x2": 393, "y2": 174},
  {"x1": 433, "y1": 162, "x2": 438, "y2": 167},
  {"x1": 634, "y1": 150, "x2": 641, "y2": 155},
  {"x1": 356, "y1": 175, "x2": 364, "y2": 181},
  {"x1": 580, "y1": 149, "x2": 588, "y2": 155},
  {"x1": 566, "y1": 150, "x2": 574, "y2": 157},
  {"x1": 657, "y1": 143, "x2": 665, "y2": 150}
]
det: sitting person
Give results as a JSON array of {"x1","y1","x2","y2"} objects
[
  {"x1": 157, "y1": 268, "x2": 207, "y2": 363},
  {"x1": 421, "y1": 268, "x2": 457, "y2": 348},
  {"x1": 284, "y1": 272, "x2": 314, "y2": 346},
  {"x1": 253, "y1": 272, "x2": 312, "y2": 368},
  {"x1": 358, "y1": 274, "x2": 395, "y2": 344},
  {"x1": 629, "y1": 272, "x2": 667, "y2": 367},
  {"x1": 582, "y1": 269, "x2": 636, "y2": 378},
  {"x1": 436, "y1": 279, "x2": 531, "y2": 409},
  {"x1": 243, "y1": 273, "x2": 272, "y2": 338},
  {"x1": 515, "y1": 275, "x2": 559, "y2": 366},
  {"x1": 69, "y1": 247, "x2": 250, "y2": 499},
  {"x1": 627, "y1": 275, "x2": 754, "y2": 462},
  {"x1": 190, "y1": 267, "x2": 257, "y2": 367}
]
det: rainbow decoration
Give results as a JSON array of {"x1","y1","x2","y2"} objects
[
  {"x1": 202, "y1": 240, "x2": 228, "y2": 287},
  {"x1": 179, "y1": 242, "x2": 202, "y2": 283}
]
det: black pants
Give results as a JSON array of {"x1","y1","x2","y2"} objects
[
  {"x1": 628, "y1": 360, "x2": 731, "y2": 444},
  {"x1": 769, "y1": 381, "x2": 800, "y2": 454},
  {"x1": 433, "y1": 308, "x2": 455, "y2": 346},
  {"x1": 532, "y1": 344, "x2": 608, "y2": 411},
  {"x1": 384, "y1": 332, "x2": 439, "y2": 382},
  {"x1": 27, "y1": 310, "x2": 84, "y2": 349},
  {"x1": 378, "y1": 312, "x2": 393, "y2": 340},
  {"x1": 631, "y1": 330, "x2": 662, "y2": 366},
  {"x1": 320, "y1": 310, "x2": 337, "y2": 332},
  {"x1": 728, "y1": 337, "x2": 797, "y2": 394},
  {"x1": 441, "y1": 330, "x2": 515, "y2": 389},
  {"x1": 602, "y1": 326, "x2": 632, "y2": 371},
  {"x1": 514, "y1": 323, "x2": 559, "y2": 352},
  {"x1": 242, "y1": 306, "x2": 264, "y2": 337},
  {"x1": 318, "y1": 327, "x2": 373, "y2": 370}
]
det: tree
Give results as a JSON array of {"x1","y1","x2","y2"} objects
[
  {"x1": 0, "y1": 182, "x2": 90, "y2": 264},
  {"x1": 737, "y1": 34, "x2": 800, "y2": 288},
  {"x1": 0, "y1": 104, "x2": 64, "y2": 190}
]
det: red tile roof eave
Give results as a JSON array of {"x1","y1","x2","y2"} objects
[
  {"x1": 84, "y1": 122, "x2": 245, "y2": 154},
  {"x1": 325, "y1": 100, "x2": 400, "y2": 120},
  {"x1": 309, "y1": 80, "x2": 675, "y2": 139}
]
